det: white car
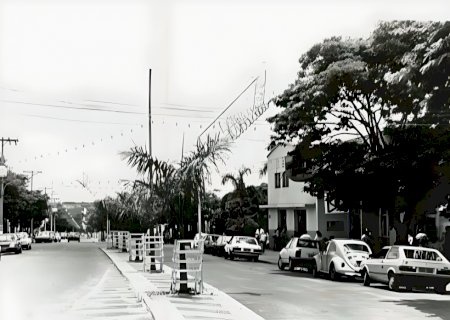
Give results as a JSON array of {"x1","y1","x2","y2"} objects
[
  {"x1": 278, "y1": 235, "x2": 320, "y2": 272},
  {"x1": 224, "y1": 236, "x2": 262, "y2": 261},
  {"x1": 312, "y1": 239, "x2": 371, "y2": 280},
  {"x1": 361, "y1": 245, "x2": 450, "y2": 293},
  {"x1": 17, "y1": 232, "x2": 32, "y2": 250}
]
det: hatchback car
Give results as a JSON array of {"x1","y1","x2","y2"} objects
[
  {"x1": 68, "y1": 232, "x2": 81, "y2": 242},
  {"x1": 17, "y1": 232, "x2": 32, "y2": 250},
  {"x1": 278, "y1": 236, "x2": 320, "y2": 272},
  {"x1": 224, "y1": 236, "x2": 262, "y2": 261},
  {"x1": 35, "y1": 231, "x2": 53, "y2": 243},
  {"x1": 0, "y1": 233, "x2": 22, "y2": 254},
  {"x1": 313, "y1": 239, "x2": 371, "y2": 280},
  {"x1": 360, "y1": 245, "x2": 450, "y2": 294}
]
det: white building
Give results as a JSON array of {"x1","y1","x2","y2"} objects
[{"x1": 260, "y1": 145, "x2": 350, "y2": 246}]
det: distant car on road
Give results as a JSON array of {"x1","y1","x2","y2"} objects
[
  {"x1": 360, "y1": 245, "x2": 450, "y2": 294},
  {"x1": 204, "y1": 234, "x2": 220, "y2": 254},
  {"x1": 278, "y1": 235, "x2": 320, "y2": 272},
  {"x1": 313, "y1": 239, "x2": 371, "y2": 280},
  {"x1": 224, "y1": 236, "x2": 262, "y2": 262},
  {"x1": 60, "y1": 232, "x2": 68, "y2": 241},
  {"x1": 68, "y1": 232, "x2": 80, "y2": 242},
  {"x1": 35, "y1": 231, "x2": 53, "y2": 243},
  {"x1": 0, "y1": 233, "x2": 22, "y2": 254},
  {"x1": 17, "y1": 232, "x2": 32, "y2": 250},
  {"x1": 212, "y1": 235, "x2": 232, "y2": 256}
]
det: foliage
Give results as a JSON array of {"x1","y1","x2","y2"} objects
[{"x1": 268, "y1": 21, "x2": 449, "y2": 222}]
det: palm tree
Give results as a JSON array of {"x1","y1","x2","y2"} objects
[
  {"x1": 179, "y1": 134, "x2": 231, "y2": 235},
  {"x1": 221, "y1": 167, "x2": 251, "y2": 206}
]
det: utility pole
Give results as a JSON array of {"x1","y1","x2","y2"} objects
[
  {"x1": 24, "y1": 170, "x2": 42, "y2": 234},
  {"x1": 148, "y1": 69, "x2": 153, "y2": 193},
  {"x1": 0, "y1": 138, "x2": 18, "y2": 234}
]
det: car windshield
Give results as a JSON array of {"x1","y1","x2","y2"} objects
[
  {"x1": 0, "y1": 235, "x2": 12, "y2": 241},
  {"x1": 297, "y1": 239, "x2": 317, "y2": 248},
  {"x1": 344, "y1": 243, "x2": 369, "y2": 252},
  {"x1": 403, "y1": 248, "x2": 444, "y2": 261},
  {"x1": 236, "y1": 237, "x2": 257, "y2": 245}
]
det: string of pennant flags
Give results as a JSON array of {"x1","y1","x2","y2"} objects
[{"x1": 17, "y1": 117, "x2": 267, "y2": 164}]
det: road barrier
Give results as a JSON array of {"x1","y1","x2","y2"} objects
[
  {"x1": 118, "y1": 231, "x2": 130, "y2": 252},
  {"x1": 128, "y1": 233, "x2": 144, "y2": 262},
  {"x1": 170, "y1": 239, "x2": 203, "y2": 294},
  {"x1": 110, "y1": 230, "x2": 120, "y2": 249},
  {"x1": 143, "y1": 235, "x2": 164, "y2": 272}
]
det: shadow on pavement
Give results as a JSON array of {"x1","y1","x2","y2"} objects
[{"x1": 379, "y1": 299, "x2": 450, "y2": 319}]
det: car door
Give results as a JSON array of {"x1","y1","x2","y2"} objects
[
  {"x1": 325, "y1": 241, "x2": 336, "y2": 272},
  {"x1": 380, "y1": 247, "x2": 400, "y2": 283},
  {"x1": 368, "y1": 248, "x2": 389, "y2": 281},
  {"x1": 287, "y1": 238, "x2": 298, "y2": 259}
]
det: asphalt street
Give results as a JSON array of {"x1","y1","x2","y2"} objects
[
  {"x1": 163, "y1": 244, "x2": 450, "y2": 320},
  {"x1": 0, "y1": 242, "x2": 150, "y2": 320}
]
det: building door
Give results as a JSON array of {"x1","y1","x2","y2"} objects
[
  {"x1": 295, "y1": 209, "x2": 307, "y2": 236},
  {"x1": 278, "y1": 210, "x2": 286, "y2": 229}
]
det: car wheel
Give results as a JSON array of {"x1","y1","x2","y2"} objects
[
  {"x1": 277, "y1": 257, "x2": 285, "y2": 270},
  {"x1": 388, "y1": 273, "x2": 399, "y2": 291},
  {"x1": 329, "y1": 264, "x2": 339, "y2": 281},
  {"x1": 229, "y1": 253, "x2": 234, "y2": 260},
  {"x1": 363, "y1": 269, "x2": 371, "y2": 287},
  {"x1": 29, "y1": 244, "x2": 32, "y2": 250},
  {"x1": 434, "y1": 285, "x2": 447, "y2": 295},
  {"x1": 16, "y1": 247, "x2": 22, "y2": 254},
  {"x1": 312, "y1": 263, "x2": 319, "y2": 278},
  {"x1": 253, "y1": 256, "x2": 259, "y2": 262},
  {"x1": 288, "y1": 258, "x2": 295, "y2": 271}
]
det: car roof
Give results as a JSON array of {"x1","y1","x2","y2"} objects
[{"x1": 331, "y1": 239, "x2": 369, "y2": 245}]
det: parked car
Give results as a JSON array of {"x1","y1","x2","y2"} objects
[
  {"x1": 212, "y1": 235, "x2": 232, "y2": 256},
  {"x1": 312, "y1": 239, "x2": 372, "y2": 280},
  {"x1": 224, "y1": 236, "x2": 262, "y2": 261},
  {"x1": 193, "y1": 232, "x2": 208, "y2": 249},
  {"x1": 0, "y1": 233, "x2": 22, "y2": 254},
  {"x1": 17, "y1": 232, "x2": 32, "y2": 250},
  {"x1": 278, "y1": 235, "x2": 320, "y2": 272},
  {"x1": 35, "y1": 231, "x2": 53, "y2": 243},
  {"x1": 204, "y1": 234, "x2": 220, "y2": 254},
  {"x1": 60, "y1": 232, "x2": 68, "y2": 241},
  {"x1": 360, "y1": 245, "x2": 450, "y2": 293},
  {"x1": 68, "y1": 232, "x2": 80, "y2": 242}
]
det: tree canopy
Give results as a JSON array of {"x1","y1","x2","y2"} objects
[{"x1": 268, "y1": 21, "x2": 449, "y2": 221}]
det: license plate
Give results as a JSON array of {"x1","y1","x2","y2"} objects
[
  {"x1": 417, "y1": 267, "x2": 434, "y2": 273},
  {"x1": 243, "y1": 248, "x2": 251, "y2": 252}
]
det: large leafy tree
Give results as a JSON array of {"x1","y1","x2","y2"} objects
[{"x1": 268, "y1": 21, "x2": 449, "y2": 222}]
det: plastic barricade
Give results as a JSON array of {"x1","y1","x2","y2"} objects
[
  {"x1": 111, "y1": 231, "x2": 120, "y2": 249},
  {"x1": 118, "y1": 231, "x2": 130, "y2": 252},
  {"x1": 128, "y1": 233, "x2": 144, "y2": 262},
  {"x1": 170, "y1": 239, "x2": 203, "y2": 294},
  {"x1": 142, "y1": 235, "x2": 164, "y2": 273}
]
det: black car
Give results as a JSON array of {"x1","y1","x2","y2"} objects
[{"x1": 68, "y1": 232, "x2": 80, "y2": 242}]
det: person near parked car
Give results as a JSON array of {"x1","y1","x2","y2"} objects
[
  {"x1": 314, "y1": 230, "x2": 322, "y2": 241},
  {"x1": 255, "y1": 226, "x2": 264, "y2": 243},
  {"x1": 259, "y1": 231, "x2": 268, "y2": 253}
]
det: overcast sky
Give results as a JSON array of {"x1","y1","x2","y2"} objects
[{"x1": 1, "y1": 0, "x2": 449, "y2": 202}]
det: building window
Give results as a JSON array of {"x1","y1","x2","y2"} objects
[
  {"x1": 326, "y1": 220, "x2": 344, "y2": 232},
  {"x1": 275, "y1": 173, "x2": 281, "y2": 188},
  {"x1": 282, "y1": 172, "x2": 289, "y2": 188}
]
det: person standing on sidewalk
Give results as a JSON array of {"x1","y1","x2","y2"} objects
[{"x1": 259, "y1": 231, "x2": 267, "y2": 253}]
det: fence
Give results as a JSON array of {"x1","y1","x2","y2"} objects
[
  {"x1": 170, "y1": 239, "x2": 203, "y2": 294},
  {"x1": 142, "y1": 235, "x2": 164, "y2": 272},
  {"x1": 128, "y1": 233, "x2": 144, "y2": 262}
]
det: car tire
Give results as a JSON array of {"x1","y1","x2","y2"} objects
[
  {"x1": 277, "y1": 257, "x2": 286, "y2": 270},
  {"x1": 229, "y1": 253, "x2": 234, "y2": 260},
  {"x1": 16, "y1": 247, "x2": 22, "y2": 254},
  {"x1": 329, "y1": 264, "x2": 339, "y2": 281},
  {"x1": 253, "y1": 256, "x2": 259, "y2": 262},
  {"x1": 363, "y1": 269, "x2": 371, "y2": 287},
  {"x1": 434, "y1": 285, "x2": 446, "y2": 295},
  {"x1": 312, "y1": 263, "x2": 319, "y2": 278},
  {"x1": 288, "y1": 258, "x2": 295, "y2": 271},
  {"x1": 388, "y1": 272, "x2": 399, "y2": 291}
]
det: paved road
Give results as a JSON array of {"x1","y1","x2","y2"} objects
[
  {"x1": 163, "y1": 244, "x2": 450, "y2": 320},
  {"x1": 0, "y1": 242, "x2": 150, "y2": 320}
]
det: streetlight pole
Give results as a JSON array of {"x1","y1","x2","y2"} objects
[{"x1": 24, "y1": 170, "x2": 42, "y2": 235}]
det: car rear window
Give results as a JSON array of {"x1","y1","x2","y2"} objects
[
  {"x1": 344, "y1": 243, "x2": 370, "y2": 252},
  {"x1": 0, "y1": 235, "x2": 12, "y2": 241},
  {"x1": 297, "y1": 240, "x2": 318, "y2": 248},
  {"x1": 403, "y1": 249, "x2": 443, "y2": 261},
  {"x1": 236, "y1": 237, "x2": 257, "y2": 245}
]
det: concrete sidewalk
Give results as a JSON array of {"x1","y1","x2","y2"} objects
[{"x1": 102, "y1": 247, "x2": 265, "y2": 320}]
